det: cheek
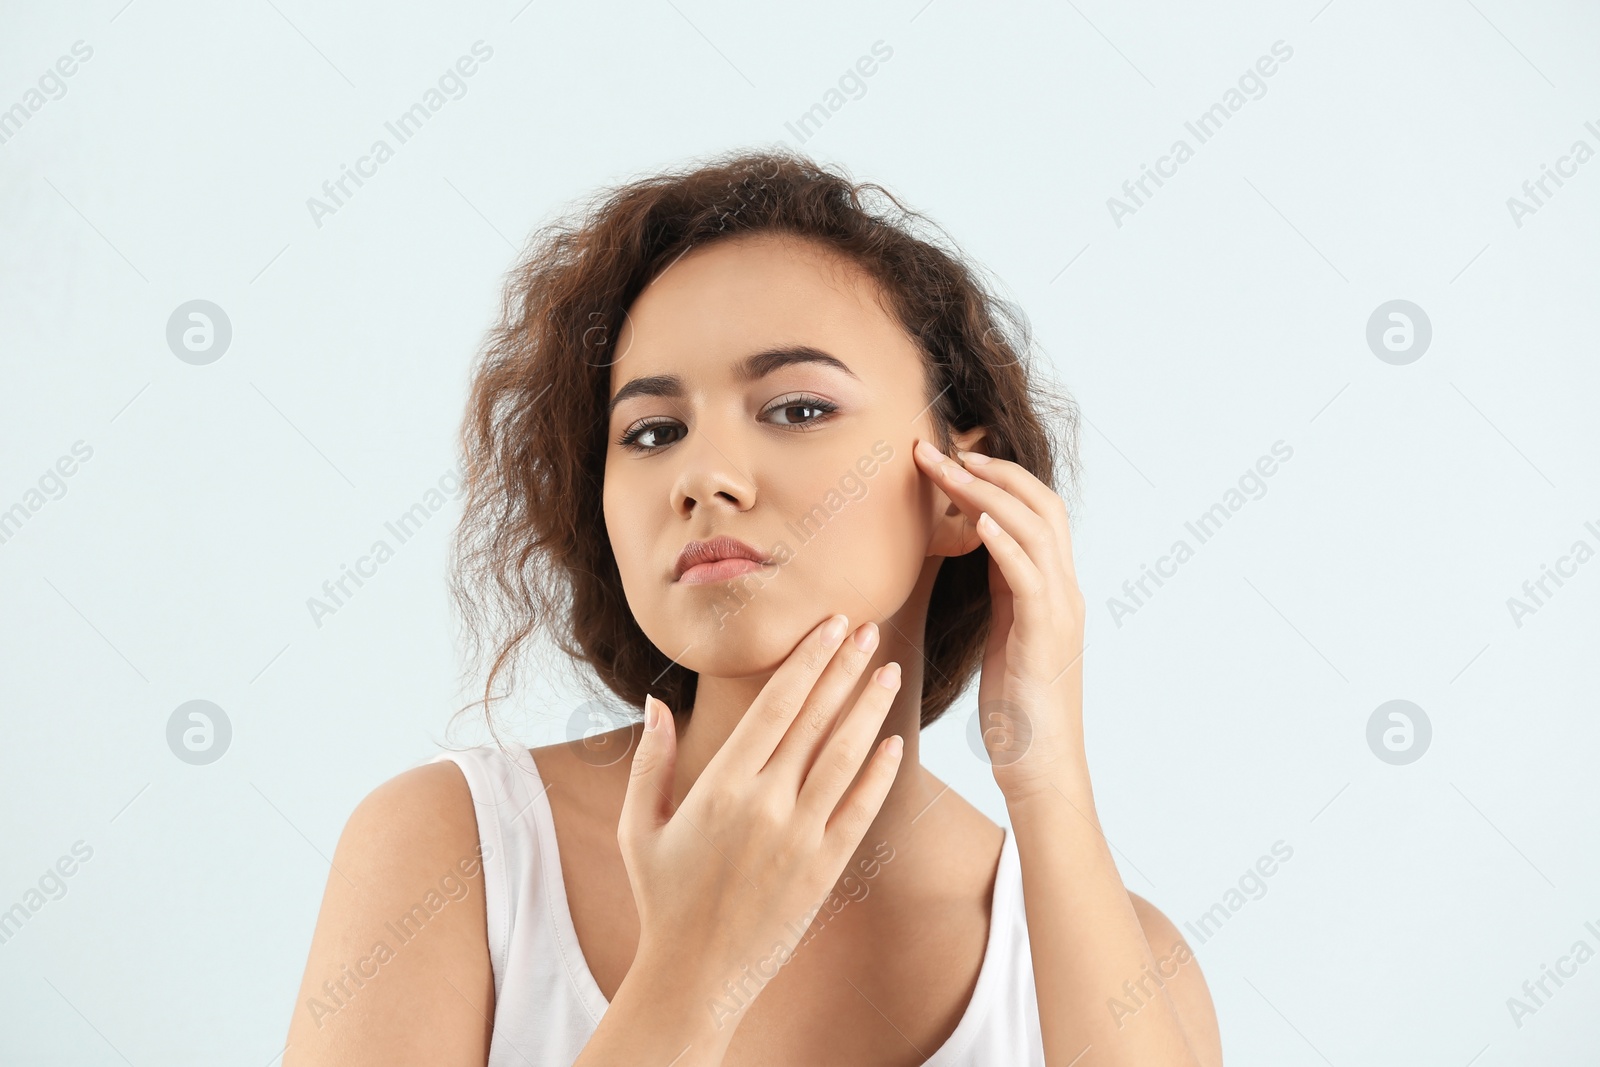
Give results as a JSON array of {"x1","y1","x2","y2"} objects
[
  {"x1": 601, "y1": 483, "x2": 619, "y2": 563},
  {"x1": 602, "y1": 478, "x2": 671, "y2": 647},
  {"x1": 602, "y1": 474, "x2": 647, "y2": 583},
  {"x1": 785, "y1": 461, "x2": 929, "y2": 601}
]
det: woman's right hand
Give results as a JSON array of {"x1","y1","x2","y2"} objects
[{"x1": 617, "y1": 613, "x2": 904, "y2": 1036}]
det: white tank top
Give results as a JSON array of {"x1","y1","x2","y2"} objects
[{"x1": 431, "y1": 742, "x2": 1045, "y2": 1065}]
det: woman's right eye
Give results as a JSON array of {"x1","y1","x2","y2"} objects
[{"x1": 618, "y1": 419, "x2": 683, "y2": 451}]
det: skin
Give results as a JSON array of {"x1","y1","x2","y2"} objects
[{"x1": 282, "y1": 231, "x2": 1223, "y2": 1066}]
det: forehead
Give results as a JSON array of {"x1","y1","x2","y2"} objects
[{"x1": 610, "y1": 233, "x2": 913, "y2": 384}]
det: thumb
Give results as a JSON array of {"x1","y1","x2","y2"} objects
[{"x1": 620, "y1": 693, "x2": 678, "y2": 844}]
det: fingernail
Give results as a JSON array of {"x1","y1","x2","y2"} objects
[
  {"x1": 956, "y1": 450, "x2": 990, "y2": 465},
  {"x1": 886, "y1": 735, "x2": 904, "y2": 759},
  {"x1": 643, "y1": 693, "x2": 659, "y2": 731},
  {"x1": 876, "y1": 662, "x2": 901, "y2": 688},
  {"x1": 821, "y1": 614, "x2": 849, "y2": 648},
  {"x1": 916, "y1": 440, "x2": 946, "y2": 464},
  {"x1": 945, "y1": 461, "x2": 974, "y2": 483},
  {"x1": 853, "y1": 621, "x2": 878, "y2": 651}
]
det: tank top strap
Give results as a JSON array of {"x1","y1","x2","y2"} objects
[
  {"x1": 429, "y1": 742, "x2": 547, "y2": 1001},
  {"x1": 427, "y1": 744, "x2": 1041, "y2": 1064},
  {"x1": 428, "y1": 741, "x2": 611, "y2": 1059}
]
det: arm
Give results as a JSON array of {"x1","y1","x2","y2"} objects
[
  {"x1": 912, "y1": 438, "x2": 1222, "y2": 1065},
  {"x1": 1008, "y1": 776, "x2": 1222, "y2": 1066},
  {"x1": 278, "y1": 759, "x2": 746, "y2": 1067},
  {"x1": 282, "y1": 761, "x2": 494, "y2": 1067},
  {"x1": 1129, "y1": 891, "x2": 1222, "y2": 1063}
]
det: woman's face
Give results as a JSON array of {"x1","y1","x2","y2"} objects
[{"x1": 602, "y1": 231, "x2": 977, "y2": 679}]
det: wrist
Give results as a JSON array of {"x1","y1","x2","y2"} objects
[
  {"x1": 997, "y1": 750, "x2": 1094, "y2": 808},
  {"x1": 1001, "y1": 765, "x2": 1098, "y2": 824},
  {"x1": 625, "y1": 937, "x2": 789, "y2": 1042},
  {"x1": 599, "y1": 954, "x2": 740, "y2": 1063}
]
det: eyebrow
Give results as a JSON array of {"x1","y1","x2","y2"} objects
[{"x1": 606, "y1": 345, "x2": 858, "y2": 419}]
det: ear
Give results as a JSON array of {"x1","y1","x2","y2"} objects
[
  {"x1": 950, "y1": 427, "x2": 988, "y2": 456},
  {"x1": 926, "y1": 427, "x2": 990, "y2": 559}
]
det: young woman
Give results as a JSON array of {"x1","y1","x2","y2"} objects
[{"x1": 284, "y1": 150, "x2": 1223, "y2": 1066}]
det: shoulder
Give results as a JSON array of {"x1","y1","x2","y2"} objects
[
  {"x1": 360, "y1": 755, "x2": 479, "y2": 825},
  {"x1": 341, "y1": 758, "x2": 486, "y2": 877},
  {"x1": 283, "y1": 759, "x2": 493, "y2": 1066},
  {"x1": 1127, "y1": 892, "x2": 1224, "y2": 1067}
]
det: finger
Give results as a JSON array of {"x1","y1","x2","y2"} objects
[
  {"x1": 955, "y1": 448, "x2": 1078, "y2": 586},
  {"x1": 798, "y1": 660, "x2": 903, "y2": 826},
  {"x1": 762, "y1": 620, "x2": 881, "y2": 789},
  {"x1": 819, "y1": 733, "x2": 903, "y2": 855},
  {"x1": 913, "y1": 440, "x2": 1062, "y2": 583},
  {"x1": 618, "y1": 694, "x2": 678, "y2": 849},
  {"x1": 973, "y1": 511, "x2": 1050, "y2": 628},
  {"x1": 710, "y1": 613, "x2": 852, "y2": 779}
]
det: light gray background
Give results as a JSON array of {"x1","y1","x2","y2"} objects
[{"x1": 2, "y1": 0, "x2": 1597, "y2": 1064}]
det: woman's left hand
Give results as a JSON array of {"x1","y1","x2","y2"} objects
[{"x1": 913, "y1": 438, "x2": 1088, "y2": 805}]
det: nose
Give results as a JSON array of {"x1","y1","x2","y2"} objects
[{"x1": 670, "y1": 427, "x2": 757, "y2": 519}]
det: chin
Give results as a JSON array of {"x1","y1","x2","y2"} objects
[
  {"x1": 668, "y1": 627, "x2": 796, "y2": 680},
  {"x1": 643, "y1": 588, "x2": 818, "y2": 677}
]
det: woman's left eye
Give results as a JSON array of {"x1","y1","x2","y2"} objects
[{"x1": 763, "y1": 395, "x2": 838, "y2": 427}]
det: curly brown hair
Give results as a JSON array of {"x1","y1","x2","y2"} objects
[{"x1": 448, "y1": 146, "x2": 1079, "y2": 742}]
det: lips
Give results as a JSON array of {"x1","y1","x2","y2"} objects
[{"x1": 674, "y1": 535, "x2": 771, "y2": 582}]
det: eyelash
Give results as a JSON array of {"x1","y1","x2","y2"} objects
[{"x1": 616, "y1": 394, "x2": 840, "y2": 453}]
